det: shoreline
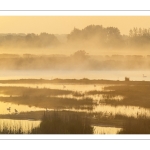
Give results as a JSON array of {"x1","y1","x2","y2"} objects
[{"x1": 0, "y1": 78, "x2": 149, "y2": 84}]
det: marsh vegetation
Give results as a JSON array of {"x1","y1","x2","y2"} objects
[
  {"x1": 0, "y1": 79, "x2": 150, "y2": 134},
  {"x1": 1, "y1": 20, "x2": 150, "y2": 134},
  {"x1": 0, "y1": 111, "x2": 93, "y2": 134}
]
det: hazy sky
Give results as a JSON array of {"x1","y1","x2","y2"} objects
[{"x1": 1, "y1": 16, "x2": 150, "y2": 35}]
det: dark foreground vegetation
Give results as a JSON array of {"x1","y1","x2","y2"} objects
[
  {"x1": 1, "y1": 80, "x2": 150, "y2": 134},
  {"x1": 32, "y1": 111, "x2": 93, "y2": 134},
  {"x1": 1, "y1": 112, "x2": 150, "y2": 134},
  {"x1": 0, "y1": 111, "x2": 93, "y2": 134},
  {"x1": 118, "y1": 115, "x2": 150, "y2": 134}
]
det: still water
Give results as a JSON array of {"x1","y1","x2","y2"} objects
[
  {"x1": 0, "y1": 83, "x2": 107, "y2": 92},
  {"x1": 0, "y1": 119, "x2": 122, "y2": 134},
  {"x1": 0, "y1": 119, "x2": 40, "y2": 133},
  {"x1": 0, "y1": 70, "x2": 150, "y2": 81},
  {"x1": 0, "y1": 99, "x2": 150, "y2": 118},
  {"x1": 0, "y1": 101, "x2": 44, "y2": 115},
  {"x1": 93, "y1": 126, "x2": 122, "y2": 134},
  {"x1": 0, "y1": 82, "x2": 149, "y2": 118},
  {"x1": 0, "y1": 81, "x2": 147, "y2": 118}
]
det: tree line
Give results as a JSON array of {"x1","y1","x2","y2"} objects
[
  {"x1": 0, "y1": 32, "x2": 59, "y2": 48},
  {"x1": 0, "y1": 25, "x2": 150, "y2": 49},
  {"x1": 0, "y1": 51, "x2": 150, "y2": 70}
]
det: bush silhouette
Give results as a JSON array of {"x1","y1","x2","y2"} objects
[{"x1": 31, "y1": 111, "x2": 93, "y2": 134}]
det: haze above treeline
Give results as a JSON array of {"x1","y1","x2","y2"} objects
[{"x1": 1, "y1": 25, "x2": 150, "y2": 55}]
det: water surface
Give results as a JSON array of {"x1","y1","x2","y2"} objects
[
  {"x1": 0, "y1": 119, "x2": 40, "y2": 133},
  {"x1": 0, "y1": 70, "x2": 150, "y2": 81},
  {"x1": 93, "y1": 126, "x2": 122, "y2": 134},
  {"x1": 0, "y1": 119, "x2": 122, "y2": 134}
]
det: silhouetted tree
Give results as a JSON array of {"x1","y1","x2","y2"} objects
[
  {"x1": 129, "y1": 27, "x2": 150, "y2": 49},
  {"x1": 67, "y1": 25, "x2": 123, "y2": 49}
]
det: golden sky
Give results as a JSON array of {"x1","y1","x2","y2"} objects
[{"x1": 0, "y1": 16, "x2": 150, "y2": 35}]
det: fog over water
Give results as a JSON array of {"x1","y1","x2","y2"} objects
[{"x1": 0, "y1": 70, "x2": 149, "y2": 81}]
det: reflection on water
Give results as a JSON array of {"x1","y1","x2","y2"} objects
[
  {"x1": 56, "y1": 104, "x2": 150, "y2": 118},
  {"x1": 0, "y1": 70, "x2": 150, "y2": 133},
  {"x1": 0, "y1": 83, "x2": 107, "y2": 92},
  {"x1": 0, "y1": 94, "x2": 14, "y2": 97},
  {"x1": 0, "y1": 101, "x2": 44, "y2": 115},
  {"x1": 93, "y1": 126, "x2": 122, "y2": 134},
  {"x1": 0, "y1": 99, "x2": 150, "y2": 118},
  {"x1": 50, "y1": 94, "x2": 124, "y2": 102},
  {"x1": 0, "y1": 119, "x2": 121, "y2": 134},
  {"x1": 0, "y1": 119, "x2": 40, "y2": 133},
  {"x1": 0, "y1": 82, "x2": 150, "y2": 134},
  {"x1": 93, "y1": 104, "x2": 150, "y2": 118}
]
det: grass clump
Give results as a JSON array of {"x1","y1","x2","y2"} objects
[
  {"x1": 118, "y1": 115, "x2": 150, "y2": 134},
  {"x1": 31, "y1": 111, "x2": 93, "y2": 134}
]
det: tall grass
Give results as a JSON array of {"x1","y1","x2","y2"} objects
[
  {"x1": 118, "y1": 115, "x2": 150, "y2": 134},
  {"x1": 31, "y1": 111, "x2": 93, "y2": 134},
  {"x1": 0, "y1": 111, "x2": 93, "y2": 134}
]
